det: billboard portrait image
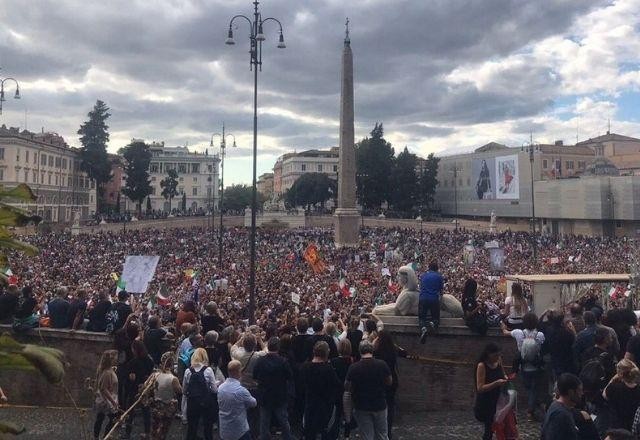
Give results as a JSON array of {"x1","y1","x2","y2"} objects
[
  {"x1": 472, "y1": 158, "x2": 496, "y2": 200},
  {"x1": 495, "y1": 155, "x2": 519, "y2": 200}
]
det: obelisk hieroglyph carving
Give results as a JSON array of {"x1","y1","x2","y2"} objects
[{"x1": 334, "y1": 19, "x2": 360, "y2": 248}]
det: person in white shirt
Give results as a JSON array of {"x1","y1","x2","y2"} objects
[
  {"x1": 218, "y1": 360, "x2": 257, "y2": 440},
  {"x1": 501, "y1": 312, "x2": 545, "y2": 421},
  {"x1": 182, "y1": 348, "x2": 218, "y2": 440}
]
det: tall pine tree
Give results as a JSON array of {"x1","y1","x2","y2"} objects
[
  {"x1": 121, "y1": 140, "x2": 152, "y2": 216},
  {"x1": 77, "y1": 100, "x2": 112, "y2": 213},
  {"x1": 355, "y1": 123, "x2": 394, "y2": 211},
  {"x1": 390, "y1": 147, "x2": 418, "y2": 214},
  {"x1": 417, "y1": 153, "x2": 440, "y2": 215}
]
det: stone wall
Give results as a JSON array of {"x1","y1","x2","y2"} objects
[{"x1": 0, "y1": 326, "x2": 112, "y2": 408}]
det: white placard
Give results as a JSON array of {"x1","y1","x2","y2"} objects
[{"x1": 121, "y1": 256, "x2": 160, "y2": 293}]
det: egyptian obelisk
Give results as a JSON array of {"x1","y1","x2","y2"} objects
[{"x1": 334, "y1": 19, "x2": 360, "y2": 248}]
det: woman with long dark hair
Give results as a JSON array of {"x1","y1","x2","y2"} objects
[
  {"x1": 474, "y1": 343, "x2": 508, "y2": 440},
  {"x1": 123, "y1": 339, "x2": 154, "y2": 438},
  {"x1": 461, "y1": 278, "x2": 488, "y2": 335},
  {"x1": 374, "y1": 330, "x2": 406, "y2": 440}
]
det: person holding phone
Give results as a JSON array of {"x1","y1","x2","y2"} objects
[{"x1": 474, "y1": 343, "x2": 508, "y2": 440}]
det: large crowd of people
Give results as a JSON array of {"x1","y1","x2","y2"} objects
[{"x1": 2, "y1": 225, "x2": 640, "y2": 439}]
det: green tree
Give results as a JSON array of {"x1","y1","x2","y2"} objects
[
  {"x1": 146, "y1": 196, "x2": 152, "y2": 213},
  {"x1": 160, "y1": 169, "x2": 179, "y2": 212},
  {"x1": 417, "y1": 153, "x2": 440, "y2": 214},
  {"x1": 284, "y1": 173, "x2": 336, "y2": 211},
  {"x1": 223, "y1": 184, "x2": 267, "y2": 213},
  {"x1": 121, "y1": 140, "x2": 152, "y2": 216},
  {"x1": 181, "y1": 192, "x2": 187, "y2": 212},
  {"x1": 77, "y1": 100, "x2": 112, "y2": 213},
  {"x1": 356, "y1": 123, "x2": 395, "y2": 210},
  {"x1": 390, "y1": 147, "x2": 418, "y2": 214}
]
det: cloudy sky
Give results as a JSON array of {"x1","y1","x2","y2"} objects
[{"x1": 0, "y1": 0, "x2": 639, "y2": 185}]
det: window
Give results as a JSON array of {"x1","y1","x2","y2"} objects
[
  {"x1": 41, "y1": 172, "x2": 45, "y2": 182},
  {"x1": 48, "y1": 156, "x2": 53, "y2": 167},
  {"x1": 0, "y1": 148, "x2": 4, "y2": 160},
  {"x1": 566, "y1": 161, "x2": 574, "y2": 170},
  {"x1": 24, "y1": 170, "x2": 28, "y2": 182},
  {"x1": 41, "y1": 154, "x2": 47, "y2": 165},
  {"x1": 543, "y1": 159, "x2": 548, "y2": 169},
  {"x1": 333, "y1": 165, "x2": 338, "y2": 172},
  {"x1": 55, "y1": 175, "x2": 58, "y2": 185},
  {"x1": 150, "y1": 163, "x2": 159, "y2": 173},
  {"x1": 0, "y1": 169, "x2": 4, "y2": 180},
  {"x1": 179, "y1": 187, "x2": 184, "y2": 194},
  {"x1": 467, "y1": 178, "x2": 471, "y2": 186},
  {"x1": 33, "y1": 170, "x2": 37, "y2": 182},
  {"x1": 33, "y1": 152, "x2": 37, "y2": 164},
  {"x1": 25, "y1": 151, "x2": 29, "y2": 163},
  {"x1": 578, "y1": 161, "x2": 586, "y2": 169},
  {"x1": 192, "y1": 187, "x2": 198, "y2": 196},
  {"x1": 151, "y1": 176, "x2": 156, "y2": 182},
  {"x1": 179, "y1": 177, "x2": 184, "y2": 182},
  {"x1": 318, "y1": 164, "x2": 323, "y2": 172},
  {"x1": 207, "y1": 165, "x2": 213, "y2": 173},
  {"x1": 301, "y1": 164, "x2": 306, "y2": 171},
  {"x1": 48, "y1": 174, "x2": 52, "y2": 185},
  {"x1": 16, "y1": 148, "x2": 20, "y2": 162},
  {"x1": 62, "y1": 158, "x2": 67, "y2": 169},
  {"x1": 207, "y1": 187, "x2": 212, "y2": 197},
  {"x1": 68, "y1": 177, "x2": 72, "y2": 187},
  {"x1": 55, "y1": 157, "x2": 61, "y2": 168},
  {"x1": 178, "y1": 163, "x2": 187, "y2": 173},
  {"x1": 192, "y1": 164, "x2": 200, "y2": 173},
  {"x1": 193, "y1": 177, "x2": 197, "y2": 182},
  {"x1": 151, "y1": 187, "x2": 156, "y2": 195}
]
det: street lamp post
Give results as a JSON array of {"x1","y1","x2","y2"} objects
[
  {"x1": 524, "y1": 140, "x2": 538, "y2": 262},
  {"x1": 451, "y1": 163, "x2": 460, "y2": 232},
  {"x1": 226, "y1": 1, "x2": 286, "y2": 324},
  {"x1": 0, "y1": 73, "x2": 20, "y2": 115},
  {"x1": 210, "y1": 125, "x2": 237, "y2": 270}
]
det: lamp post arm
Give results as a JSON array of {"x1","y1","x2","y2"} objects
[
  {"x1": 260, "y1": 17, "x2": 284, "y2": 32},
  {"x1": 229, "y1": 15, "x2": 254, "y2": 33}
]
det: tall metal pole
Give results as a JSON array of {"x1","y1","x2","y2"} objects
[
  {"x1": 529, "y1": 137, "x2": 538, "y2": 262},
  {"x1": 227, "y1": 0, "x2": 285, "y2": 324},
  {"x1": 218, "y1": 124, "x2": 226, "y2": 270},
  {"x1": 248, "y1": 2, "x2": 259, "y2": 324},
  {"x1": 453, "y1": 164, "x2": 459, "y2": 232}
]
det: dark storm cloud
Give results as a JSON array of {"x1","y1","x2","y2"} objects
[{"x1": 0, "y1": 0, "x2": 604, "y2": 181}]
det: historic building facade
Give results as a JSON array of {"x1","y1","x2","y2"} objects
[
  {"x1": 0, "y1": 125, "x2": 96, "y2": 222},
  {"x1": 272, "y1": 148, "x2": 339, "y2": 197}
]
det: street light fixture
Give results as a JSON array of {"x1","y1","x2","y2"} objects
[
  {"x1": 0, "y1": 73, "x2": 21, "y2": 115},
  {"x1": 451, "y1": 163, "x2": 461, "y2": 232},
  {"x1": 522, "y1": 138, "x2": 539, "y2": 261},
  {"x1": 226, "y1": 0, "x2": 286, "y2": 324},
  {"x1": 210, "y1": 124, "x2": 236, "y2": 270}
]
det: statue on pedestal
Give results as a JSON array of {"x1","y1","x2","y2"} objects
[
  {"x1": 489, "y1": 210, "x2": 497, "y2": 233},
  {"x1": 373, "y1": 265, "x2": 419, "y2": 316}
]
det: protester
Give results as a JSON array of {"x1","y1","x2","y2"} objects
[
  {"x1": 93, "y1": 349, "x2": 120, "y2": 440},
  {"x1": 502, "y1": 283, "x2": 527, "y2": 330},
  {"x1": 253, "y1": 336, "x2": 294, "y2": 440},
  {"x1": 604, "y1": 429, "x2": 636, "y2": 440},
  {"x1": 474, "y1": 342, "x2": 508, "y2": 440},
  {"x1": 67, "y1": 288, "x2": 88, "y2": 330},
  {"x1": 304, "y1": 317, "x2": 338, "y2": 361},
  {"x1": 48, "y1": 286, "x2": 70, "y2": 328},
  {"x1": 87, "y1": 291, "x2": 111, "y2": 332},
  {"x1": 540, "y1": 310, "x2": 576, "y2": 380},
  {"x1": 231, "y1": 332, "x2": 266, "y2": 437},
  {"x1": 603, "y1": 359, "x2": 640, "y2": 432},
  {"x1": 150, "y1": 352, "x2": 182, "y2": 440},
  {"x1": 573, "y1": 311, "x2": 599, "y2": 370},
  {"x1": 501, "y1": 312, "x2": 544, "y2": 421},
  {"x1": 176, "y1": 301, "x2": 198, "y2": 336},
  {"x1": 13, "y1": 286, "x2": 38, "y2": 330},
  {"x1": 541, "y1": 373, "x2": 583, "y2": 439},
  {"x1": 201, "y1": 301, "x2": 226, "y2": 334},
  {"x1": 183, "y1": 347, "x2": 218, "y2": 440},
  {"x1": 345, "y1": 340, "x2": 393, "y2": 440},
  {"x1": 108, "y1": 290, "x2": 133, "y2": 333},
  {"x1": 0, "y1": 284, "x2": 20, "y2": 324},
  {"x1": 300, "y1": 341, "x2": 342, "y2": 440},
  {"x1": 218, "y1": 359, "x2": 257, "y2": 440},
  {"x1": 418, "y1": 260, "x2": 443, "y2": 343},
  {"x1": 373, "y1": 330, "x2": 405, "y2": 439},
  {"x1": 123, "y1": 340, "x2": 154, "y2": 439},
  {"x1": 461, "y1": 278, "x2": 488, "y2": 336},
  {"x1": 143, "y1": 315, "x2": 172, "y2": 365},
  {"x1": 331, "y1": 339, "x2": 354, "y2": 438}
]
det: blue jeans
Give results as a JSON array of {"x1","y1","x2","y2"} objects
[
  {"x1": 354, "y1": 409, "x2": 388, "y2": 440},
  {"x1": 521, "y1": 370, "x2": 538, "y2": 412},
  {"x1": 419, "y1": 297, "x2": 440, "y2": 330},
  {"x1": 260, "y1": 404, "x2": 293, "y2": 440}
]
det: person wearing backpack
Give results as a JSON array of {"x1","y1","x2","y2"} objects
[
  {"x1": 501, "y1": 312, "x2": 545, "y2": 421},
  {"x1": 182, "y1": 347, "x2": 218, "y2": 440},
  {"x1": 580, "y1": 327, "x2": 617, "y2": 436}
]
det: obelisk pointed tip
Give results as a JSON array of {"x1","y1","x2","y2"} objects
[{"x1": 344, "y1": 17, "x2": 350, "y2": 46}]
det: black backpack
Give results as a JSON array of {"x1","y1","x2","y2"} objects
[
  {"x1": 579, "y1": 352, "x2": 609, "y2": 394},
  {"x1": 185, "y1": 367, "x2": 215, "y2": 408}
]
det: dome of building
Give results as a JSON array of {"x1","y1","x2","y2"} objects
[{"x1": 583, "y1": 157, "x2": 620, "y2": 176}]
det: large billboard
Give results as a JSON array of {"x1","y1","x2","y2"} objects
[
  {"x1": 495, "y1": 155, "x2": 519, "y2": 200},
  {"x1": 472, "y1": 155, "x2": 519, "y2": 200},
  {"x1": 472, "y1": 158, "x2": 496, "y2": 200}
]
